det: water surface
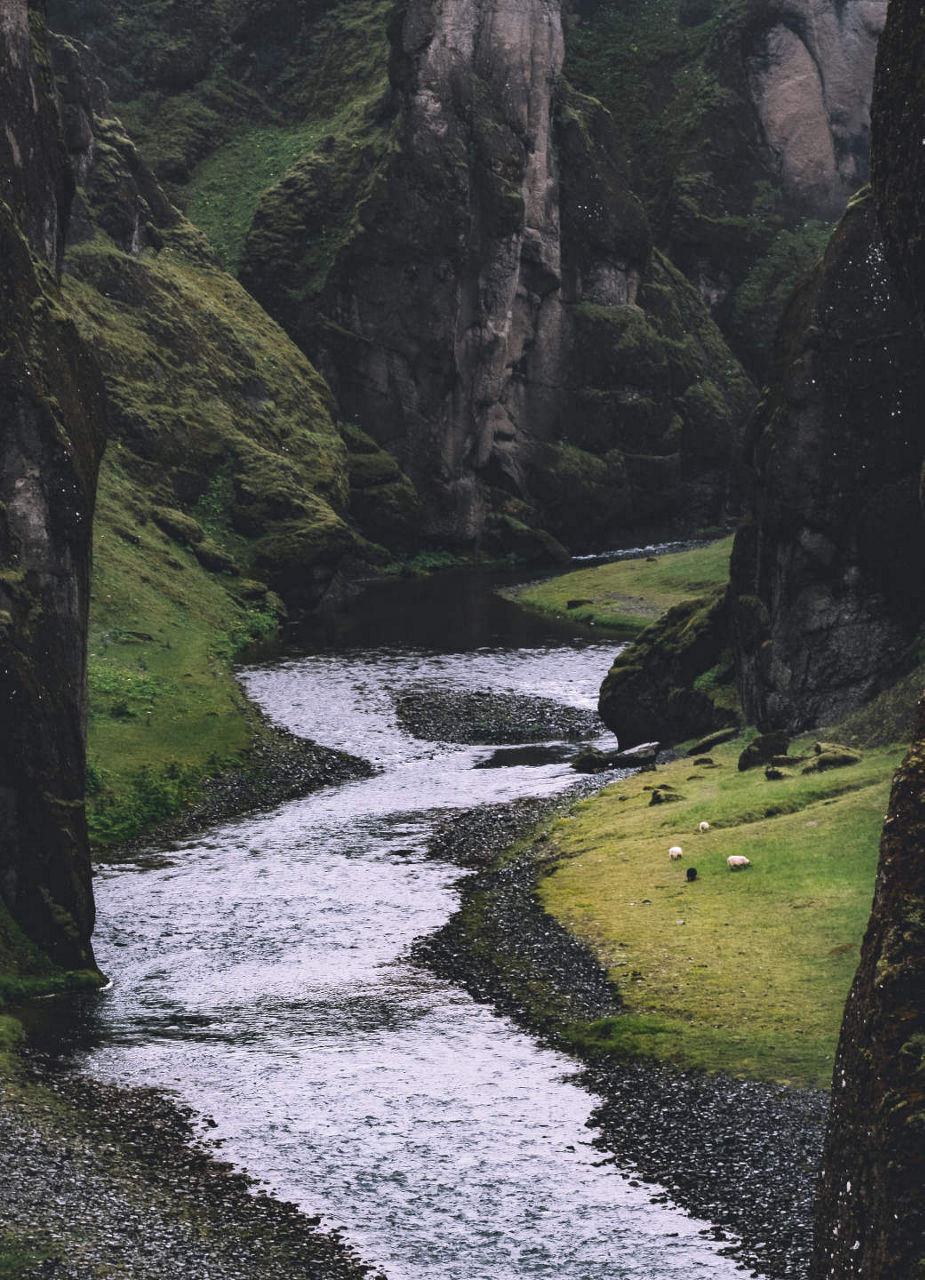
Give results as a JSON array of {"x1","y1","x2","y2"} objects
[{"x1": 77, "y1": 569, "x2": 755, "y2": 1279}]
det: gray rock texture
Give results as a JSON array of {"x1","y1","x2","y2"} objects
[
  {"x1": 239, "y1": 0, "x2": 753, "y2": 553},
  {"x1": 0, "y1": 0, "x2": 104, "y2": 969},
  {"x1": 729, "y1": 191, "x2": 925, "y2": 732},
  {"x1": 746, "y1": 0, "x2": 885, "y2": 216},
  {"x1": 810, "y1": 1, "x2": 925, "y2": 1270}
]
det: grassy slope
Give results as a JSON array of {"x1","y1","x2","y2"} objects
[
  {"x1": 538, "y1": 734, "x2": 900, "y2": 1087},
  {"x1": 503, "y1": 535, "x2": 734, "y2": 633},
  {"x1": 174, "y1": 0, "x2": 392, "y2": 275},
  {"x1": 85, "y1": 453, "x2": 264, "y2": 845}
]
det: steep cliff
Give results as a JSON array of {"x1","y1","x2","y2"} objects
[
  {"x1": 0, "y1": 0, "x2": 104, "y2": 969},
  {"x1": 567, "y1": 0, "x2": 885, "y2": 370},
  {"x1": 811, "y1": 2, "x2": 925, "y2": 1272},
  {"x1": 239, "y1": 0, "x2": 753, "y2": 553},
  {"x1": 50, "y1": 0, "x2": 754, "y2": 556},
  {"x1": 729, "y1": 189, "x2": 925, "y2": 733}
]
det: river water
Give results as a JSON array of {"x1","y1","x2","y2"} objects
[{"x1": 75, "y1": 570, "x2": 755, "y2": 1280}]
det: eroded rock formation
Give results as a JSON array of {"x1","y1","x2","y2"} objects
[
  {"x1": 745, "y1": 0, "x2": 885, "y2": 217},
  {"x1": 0, "y1": 0, "x2": 104, "y2": 968},
  {"x1": 240, "y1": 0, "x2": 752, "y2": 553},
  {"x1": 729, "y1": 190, "x2": 925, "y2": 732},
  {"x1": 811, "y1": 1, "x2": 925, "y2": 1271}
]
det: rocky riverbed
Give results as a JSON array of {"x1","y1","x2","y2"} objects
[
  {"x1": 416, "y1": 799, "x2": 827, "y2": 1280},
  {"x1": 0, "y1": 1062, "x2": 383, "y2": 1279}
]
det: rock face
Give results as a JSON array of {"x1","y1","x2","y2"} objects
[
  {"x1": 811, "y1": 708, "x2": 925, "y2": 1277},
  {"x1": 811, "y1": 2, "x2": 925, "y2": 1272},
  {"x1": 239, "y1": 0, "x2": 753, "y2": 553},
  {"x1": 729, "y1": 190, "x2": 925, "y2": 732},
  {"x1": 598, "y1": 587, "x2": 740, "y2": 747},
  {"x1": 565, "y1": 0, "x2": 885, "y2": 373},
  {"x1": 0, "y1": 0, "x2": 104, "y2": 968},
  {"x1": 745, "y1": 0, "x2": 886, "y2": 217}
]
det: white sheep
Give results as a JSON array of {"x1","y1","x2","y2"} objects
[
  {"x1": 698, "y1": 821, "x2": 710, "y2": 833},
  {"x1": 727, "y1": 855, "x2": 751, "y2": 870},
  {"x1": 668, "y1": 846, "x2": 683, "y2": 861}
]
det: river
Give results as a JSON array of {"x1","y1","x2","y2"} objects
[{"x1": 72, "y1": 567, "x2": 758, "y2": 1279}]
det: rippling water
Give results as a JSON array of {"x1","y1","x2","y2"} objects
[{"x1": 77, "y1": 570, "x2": 756, "y2": 1279}]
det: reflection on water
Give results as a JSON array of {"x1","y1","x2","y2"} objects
[{"x1": 62, "y1": 567, "x2": 756, "y2": 1280}]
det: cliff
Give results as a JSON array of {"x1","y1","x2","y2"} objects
[
  {"x1": 564, "y1": 0, "x2": 885, "y2": 372},
  {"x1": 50, "y1": 0, "x2": 755, "y2": 557},
  {"x1": 238, "y1": 0, "x2": 753, "y2": 554},
  {"x1": 0, "y1": 0, "x2": 104, "y2": 969},
  {"x1": 729, "y1": 189, "x2": 925, "y2": 733},
  {"x1": 810, "y1": 1, "x2": 925, "y2": 1271}
]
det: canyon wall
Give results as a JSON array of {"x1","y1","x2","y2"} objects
[
  {"x1": 811, "y1": 1, "x2": 925, "y2": 1271},
  {"x1": 239, "y1": 0, "x2": 753, "y2": 553},
  {"x1": 0, "y1": 0, "x2": 104, "y2": 968},
  {"x1": 729, "y1": 191, "x2": 925, "y2": 732}
]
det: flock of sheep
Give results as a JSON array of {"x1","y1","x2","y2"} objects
[{"x1": 668, "y1": 823, "x2": 751, "y2": 878}]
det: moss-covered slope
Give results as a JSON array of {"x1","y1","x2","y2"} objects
[
  {"x1": 47, "y1": 36, "x2": 383, "y2": 842},
  {"x1": 49, "y1": 0, "x2": 755, "y2": 558}
]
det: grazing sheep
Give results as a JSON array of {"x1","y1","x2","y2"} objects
[
  {"x1": 727, "y1": 855, "x2": 751, "y2": 870},
  {"x1": 686, "y1": 867, "x2": 698, "y2": 882},
  {"x1": 668, "y1": 845, "x2": 683, "y2": 861},
  {"x1": 698, "y1": 821, "x2": 710, "y2": 833}
]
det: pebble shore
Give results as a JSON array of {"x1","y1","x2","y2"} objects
[{"x1": 416, "y1": 797, "x2": 828, "y2": 1280}]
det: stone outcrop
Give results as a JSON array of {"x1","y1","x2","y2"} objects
[
  {"x1": 811, "y1": 2, "x2": 925, "y2": 1272},
  {"x1": 0, "y1": 0, "x2": 104, "y2": 968},
  {"x1": 239, "y1": 0, "x2": 753, "y2": 553},
  {"x1": 598, "y1": 587, "x2": 740, "y2": 747},
  {"x1": 729, "y1": 190, "x2": 925, "y2": 732},
  {"x1": 745, "y1": 0, "x2": 886, "y2": 217}
]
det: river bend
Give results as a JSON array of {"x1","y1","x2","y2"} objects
[{"x1": 77, "y1": 571, "x2": 756, "y2": 1280}]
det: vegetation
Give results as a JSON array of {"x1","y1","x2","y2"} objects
[
  {"x1": 503, "y1": 534, "x2": 734, "y2": 633},
  {"x1": 85, "y1": 453, "x2": 262, "y2": 845},
  {"x1": 537, "y1": 733, "x2": 901, "y2": 1086}
]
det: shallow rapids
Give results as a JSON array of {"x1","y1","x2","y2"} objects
[{"x1": 75, "y1": 569, "x2": 757, "y2": 1279}]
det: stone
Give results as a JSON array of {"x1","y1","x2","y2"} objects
[{"x1": 738, "y1": 731, "x2": 790, "y2": 771}]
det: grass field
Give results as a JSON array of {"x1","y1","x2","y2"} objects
[
  {"x1": 539, "y1": 733, "x2": 901, "y2": 1086},
  {"x1": 503, "y1": 535, "x2": 734, "y2": 634}
]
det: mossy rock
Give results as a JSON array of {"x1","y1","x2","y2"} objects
[
  {"x1": 738, "y1": 732, "x2": 790, "y2": 771},
  {"x1": 802, "y1": 746, "x2": 862, "y2": 774},
  {"x1": 192, "y1": 538, "x2": 237, "y2": 573},
  {"x1": 152, "y1": 506, "x2": 205, "y2": 546},
  {"x1": 599, "y1": 586, "x2": 740, "y2": 746},
  {"x1": 686, "y1": 726, "x2": 738, "y2": 755}
]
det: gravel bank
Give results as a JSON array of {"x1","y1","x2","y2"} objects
[
  {"x1": 0, "y1": 1062, "x2": 383, "y2": 1279},
  {"x1": 414, "y1": 799, "x2": 827, "y2": 1280},
  {"x1": 393, "y1": 685, "x2": 602, "y2": 744},
  {"x1": 108, "y1": 711, "x2": 375, "y2": 855}
]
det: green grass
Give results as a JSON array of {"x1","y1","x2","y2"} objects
[
  {"x1": 538, "y1": 733, "x2": 902, "y2": 1086},
  {"x1": 503, "y1": 535, "x2": 734, "y2": 633},
  {"x1": 85, "y1": 453, "x2": 267, "y2": 846},
  {"x1": 183, "y1": 0, "x2": 393, "y2": 274},
  {"x1": 186, "y1": 122, "x2": 342, "y2": 273}
]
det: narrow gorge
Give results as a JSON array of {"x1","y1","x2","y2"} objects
[{"x1": 1, "y1": 0, "x2": 924, "y2": 1275}]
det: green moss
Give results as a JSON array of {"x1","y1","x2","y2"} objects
[{"x1": 732, "y1": 221, "x2": 835, "y2": 369}]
